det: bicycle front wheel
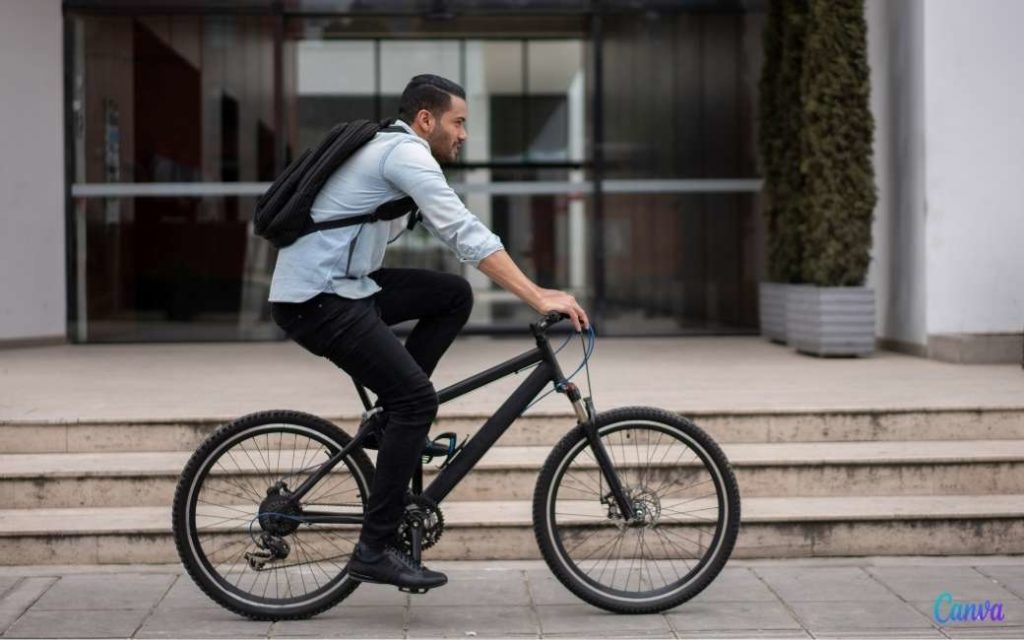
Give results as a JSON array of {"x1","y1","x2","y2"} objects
[
  {"x1": 533, "y1": 406, "x2": 740, "y2": 614},
  {"x1": 172, "y1": 410, "x2": 374, "y2": 620}
]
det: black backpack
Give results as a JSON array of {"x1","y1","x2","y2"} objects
[{"x1": 253, "y1": 118, "x2": 420, "y2": 249}]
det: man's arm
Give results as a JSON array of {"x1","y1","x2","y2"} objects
[
  {"x1": 382, "y1": 141, "x2": 503, "y2": 265},
  {"x1": 477, "y1": 249, "x2": 589, "y2": 332},
  {"x1": 382, "y1": 141, "x2": 589, "y2": 331}
]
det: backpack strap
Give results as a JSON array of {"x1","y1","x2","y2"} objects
[
  {"x1": 297, "y1": 123, "x2": 418, "y2": 238},
  {"x1": 304, "y1": 196, "x2": 418, "y2": 235}
]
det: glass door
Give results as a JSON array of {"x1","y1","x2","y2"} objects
[
  {"x1": 69, "y1": 14, "x2": 280, "y2": 341},
  {"x1": 66, "y1": 3, "x2": 766, "y2": 342}
]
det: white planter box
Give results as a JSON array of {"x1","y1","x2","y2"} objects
[
  {"x1": 787, "y1": 286, "x2": 876, "y2": 356},
  {"x1": 759, "y1": 282, "x2": 788, "y2": 343}
]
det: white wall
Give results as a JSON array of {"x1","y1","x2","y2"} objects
[
  {"x1": 866, "y1": 0, "x2": 929, "y2": 350},
  {"x1": 922, "y1": 0, "x2": 1024, "y2": 336},
  {"x1": 0, "y1": 0, "x2": 66, "y2": 342},
  {"x1": 868, "y1": 0, "x2": 1024, "y2": 351}
]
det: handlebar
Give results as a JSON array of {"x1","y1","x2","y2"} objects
[{"x1": 531, "y1": 311, "x2": 571, "y2": 335}]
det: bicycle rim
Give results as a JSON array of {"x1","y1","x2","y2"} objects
[
  {"x1": 545, "y1": 419, "x2": 733, "y2": 604},
  {"x1": 182, "y1": 423, "x2": 368, "y2": 610}
]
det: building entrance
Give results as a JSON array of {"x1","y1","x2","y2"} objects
[{"x1": 66, "y1": 1, "x2": 765, "y2": 341}]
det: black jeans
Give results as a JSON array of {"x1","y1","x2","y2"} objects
[{"x1": 270, "y1": 267, "x2": 473, "y2": 550}]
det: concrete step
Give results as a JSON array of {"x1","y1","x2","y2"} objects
[
  {"x1": 2, "y1": 407, "x2": 1023, "y2": 453},
  {"x1": 3, "y1": 440, "x2": 1024, "y2": 508},
  {"x1": 1, "y1": 495, "x2": 1022, "y2": 564}
]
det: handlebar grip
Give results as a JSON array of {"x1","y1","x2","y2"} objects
[{"x1": 533, "y1": 311, "x2": 570, "y2": 333}]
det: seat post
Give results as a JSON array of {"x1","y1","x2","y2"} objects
[
  {"x1": 412, "y1": 460, "x2": 424, "y2": 494},
  {"x1": 353, "y1": 381, "x2": 373, "y2": 411}
]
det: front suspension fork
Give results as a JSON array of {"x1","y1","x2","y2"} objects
[{"x1": 560, "y1": 382, "x2": 636, "y2": 522}]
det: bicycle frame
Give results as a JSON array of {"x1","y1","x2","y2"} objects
[{"x1": 288, "y1": 315, "x2": 636, "y2": 523}]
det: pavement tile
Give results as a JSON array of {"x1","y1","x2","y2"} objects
[
  {"x1": 4, "y1": 608, "x2": 149, "y2": 638},
  {"x1": 406, "y1": 604, "x2": 537, "y2": 638},
  {"x1": 154, "y1": 574, "x2": 219, "y2": 610},
  {"x1": 524, "y1": 572, "x2": 580, "y2": 606},
  {"x1": 786, "y1": 599, "x2": 934, "y2": 631},
  {"x1": 940, "y1": 626, "x2": 1024, "y2": 638},
  {"x1": 544, "y1": 630, "x2": 671, "y2": 634},
  {"x1": 674, "y1": 632, "x2": 811, "y2": 640},
  {"x1": 136, "y1": 605, "x2": 272, "y2": 639},
  {"x1": 809, "y1": 631, "x2": 945, "y2": 639},
  {"x1": 341, "y1": 582, "x2": 410, "y2": 607},
  {"x1": 271, "y1": 605, "x2": 405, "y2": 638},
  {"x1": 665, "y1": 599, "x2": 803, "y2": 632},
  {"x1": 866, "y1": 565, "x2": 1017, "y2": 603},
  {"x1": 7, "y1": 338, "x2": 1024, "y2": 423},
  {"x1": 689, "y1": 567, "x2": 780, "y2": 602},
  {"x1": 410, "y1": 572, "x2": 530, "y2": 607},
  {"x1": 753, "y1": 566, "x2": 900, "y2": 602},
  {"x1": 0, "y1": 577, "x2": 58, "y2": 635},
  {"x1": 0, "y1": 578, "x2": 20, "y2": 600},
  {"x1": 975, "y1": 565, "x2": 1024, "y2": 598},
  {"x1": 536, "y1": 603, "x2": 672, "y2": 636},
  {"x1": 30, "y1": 572, "x2": 175, "y2": 611}
]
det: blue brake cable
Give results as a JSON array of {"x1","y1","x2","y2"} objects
[{"x1": 525, "y1": 323, "x2": 596, "y2": 411}]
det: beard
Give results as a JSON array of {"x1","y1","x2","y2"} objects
[{"x1": 429, "y1": 129, "x2": 460, "y2": 163}]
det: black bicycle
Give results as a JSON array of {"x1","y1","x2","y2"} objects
[{"x1": 172, "y1": 311, "x2": 740, "y2": 620}]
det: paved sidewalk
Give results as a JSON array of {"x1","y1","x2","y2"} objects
[
  {"x1": 0, "y1": 557, "x2": 1022, "y2": 639},
  {"x1": 1, "y1": 337, "x2": 1022, "y2": 423}
]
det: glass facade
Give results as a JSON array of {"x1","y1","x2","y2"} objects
[{"x1": 65, "y1": 1, "x2": 765, "y2": 342}]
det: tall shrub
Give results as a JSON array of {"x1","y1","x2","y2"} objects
[
  {"x1": 759, "y1": 0, "x2": 809, "y2": 283},
  {"x1": 757, "y1": 0, "x2": 784, "y2": 279},
  {"x1": 796, "y1": 0, "x2": 877, "y2": 286}
]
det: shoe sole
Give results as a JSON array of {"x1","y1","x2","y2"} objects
[{"x1": 348, "y1": 570, "x2": 447, "y2": 593}]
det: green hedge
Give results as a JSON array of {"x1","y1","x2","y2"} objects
[
  {"x1": 759, "y1": 0, "x2": 876, "y2": 287},
  {"x1": 757, "y1": 0, "x2": 787, "y2": 281}
]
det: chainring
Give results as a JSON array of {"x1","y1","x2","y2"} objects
[{"x1": 396, "y1": 493, "x2": 445, "y2": 551}]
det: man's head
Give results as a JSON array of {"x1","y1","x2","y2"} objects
[{"x1": 398, "y1": 74, "x2": 467, "y2": 163}]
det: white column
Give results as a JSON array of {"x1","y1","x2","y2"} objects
[
  {"x1": 0, "y1": 0, "x2": 66, "y2": 342},
  {"x1": 567, "y1": 69, "x2": 587, "y2": 295},
  {"x1": 463, "y1": 41, "x2": 497, "y2": 323}
]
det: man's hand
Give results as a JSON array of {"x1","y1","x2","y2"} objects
[
  {"x1": 477, "y1": 250, "x2": 590, "y2": 332},
  {"x1": 532, "y1": 288, "x2": 589, "y2": 332}
]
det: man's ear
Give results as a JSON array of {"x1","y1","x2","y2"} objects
[{"x1": 415, "y1": 108, "x2": 434, "y2": 132}]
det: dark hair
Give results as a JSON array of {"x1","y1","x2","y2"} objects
[{"x1": 397, "y1": 74, "x2": 466, "y2": 124}]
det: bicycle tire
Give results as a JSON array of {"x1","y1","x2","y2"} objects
[
  {"x1": 532, "y1": 406, "x2": 740, "y2": 614},
  {"x1": 172, "y1": 410, "x2": 374, "y2": 620}
]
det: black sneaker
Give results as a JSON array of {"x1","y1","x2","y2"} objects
[{"x1": 347, "y1": 543, "x2": 447, "y2": 592}]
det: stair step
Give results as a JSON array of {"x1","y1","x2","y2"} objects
[
  {"x1": 3, "y1": 440, "x2": 1024, "y2": 508},
  {"x1": 1, "y1": 495, "x2": 1022, "y2": 564},
  {"x1": 3, "y1": 407, "x2": 1023, "y2": 453}
]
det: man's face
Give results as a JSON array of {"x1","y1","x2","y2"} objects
[{"x1": 422, "y1": 95, "x2": 468, "y2": 163}]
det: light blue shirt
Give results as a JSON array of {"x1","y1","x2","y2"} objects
[{"x1": 268, "y1": 119, "x2": 505, "y2": 302}]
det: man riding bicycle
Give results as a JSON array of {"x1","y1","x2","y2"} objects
[{"x1": 268, "y1": 74, "x2": 589, "y2": 592}]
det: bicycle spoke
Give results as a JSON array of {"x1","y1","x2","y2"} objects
[
  {"x1": 548, "y1": 419, "x2": 735, "y2": 603},
  {"x1": 179, "y1": 420, "x2": 369, "y2": 613}
]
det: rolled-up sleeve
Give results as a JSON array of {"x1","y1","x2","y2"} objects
[{"x1": 381, "y1": 140, "x2": 505, "y2": 266}]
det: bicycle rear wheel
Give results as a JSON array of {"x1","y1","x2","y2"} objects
[
  {"x1": 533, "y1": 406, "x2": 740, "y2": 614},
  {"x1": 171, "y1": 410, "x2": 374, "y2": 620}
]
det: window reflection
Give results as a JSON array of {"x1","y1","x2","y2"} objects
[
  {"x1": 68, "y1": 6, "x2": 765, "y2": 342},
  {"x1": 72, "y1": 14, "x2": 278, "y2": 341}
]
